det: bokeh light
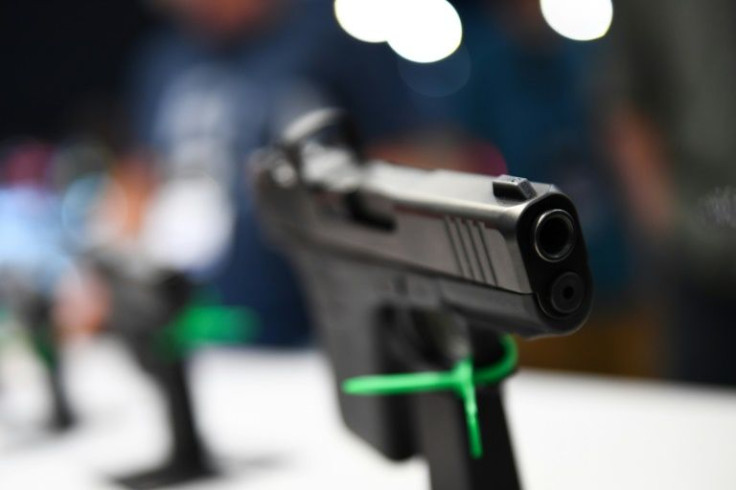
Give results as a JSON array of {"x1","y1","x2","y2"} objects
[
  {"x1": 333, "y1": 0, "x2": 393, "y2": 43},
  {"x1": 334, "y1": 0, "x2": 463, "y2": 63},
  {"x1": 388, "y1": 0, "x2": 463, "y2": 63},
  {"x1": 540, "y1": 0, "x2": 613, "y2": 41},
  {"x1": 140, "y1": 177, "x2": 234, "y2": 272}
]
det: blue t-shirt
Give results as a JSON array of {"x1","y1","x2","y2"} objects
[{"x1": 128, "y1": 0, "x2": 426, "y2": 344}]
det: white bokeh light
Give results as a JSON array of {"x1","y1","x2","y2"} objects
[
  {"x1": 540, "y1": 0, "x2": 613, "y2": 41},
  {"x1": 140, "y1": 177, "x2": 234, "y2": 271},
  {"x1": 334, "y1": 0, "x2": 463, "y2": 64},
  {"x1": 388, "y1": 0, "x2": 463, "y2": 63},
  {"x1": 333, "y1": 0, "x2": 394, "y2": 43}
]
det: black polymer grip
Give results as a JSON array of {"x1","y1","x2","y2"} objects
[
  {"x1": 296, "y1": 247, "x2": 526, "y2": 488},
  {"x1": 296, "y1": 252, "x2": 417, "y2": 460}
]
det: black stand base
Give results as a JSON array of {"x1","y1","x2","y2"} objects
[
  {"x1": 116, "y1": 459, "x2": 215, "y2": 489},
  {"x1": 47, "y1": 406, "x2": 75, "y2": 433},
  {"x1": 47, "y1": 365, "x2": 75, "y2": 432},
  {"x1": 415, "y1": 384, "x2": 521, "y2": 490},
  {"x1": 115, "y1": 359, "x2": 214, "y2": 489},
  {"x1": 27, "y1": 304, "x2": 76, "y2": 433}
]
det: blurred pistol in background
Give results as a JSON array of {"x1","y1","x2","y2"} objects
[{"x1": 252, "y1": 109, "x2": 593, "y2": 490}]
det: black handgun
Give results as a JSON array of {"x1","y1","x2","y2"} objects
[{"x1": 253, "y1": 109, "x2": 592, "y2": 489}]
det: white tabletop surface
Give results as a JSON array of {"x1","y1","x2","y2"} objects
[{"x1": 1, "y1": 337, "x2": 736, "y2": 490}]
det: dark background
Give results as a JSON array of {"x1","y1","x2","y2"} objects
[{"x1": 0, "y1": 0, "x2": 156, "y2": 140}]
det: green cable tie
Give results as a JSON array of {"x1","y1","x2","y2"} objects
[
  {"x1": 30, "y1": 325, "x2": 58, "y2": 368},
  {"x1": 157, "y1": 304, "x2": 260, "y2": 361},
  {"x1": 342, "y1": 335, "x2": 518, "y2": 459}
]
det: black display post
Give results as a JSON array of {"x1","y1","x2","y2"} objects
[
  {"x1": 43, "y1": 340, "x2": 76, "y2": 431},
  {"x1": 24, "y1": 297, "x2": 75, "y2": 432},
  {"x1": 400, "y1": 325, "x2": 523, "y2": 490},
  {"x1": 117, "y1": 358, "x2": 213, "y2": 489},
  {"x1": 415, "y1": 384, "x2": 521, "y2": 490}
]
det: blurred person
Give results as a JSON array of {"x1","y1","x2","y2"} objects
[
  {"x1": 117, "y1": 0, "x2": 437, "y2": 345},
  {"x1": 607, "y1": 0, "x2": 736, "y2": 385}
]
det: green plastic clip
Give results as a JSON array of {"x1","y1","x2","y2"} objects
[
  {"x1": 157, "y1": 303, "x2": 260, "y2": 361},
  {"x1": 30, "y1": 324, "x2": 58, "y2": 369},
  {"x1": 342, "y1": 335, "x2": 518, "y2": 459}
]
